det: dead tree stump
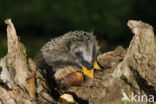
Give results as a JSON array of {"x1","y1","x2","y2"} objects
[{"x1": 0, "y1": 19, "x2": 156, "y2": 104}]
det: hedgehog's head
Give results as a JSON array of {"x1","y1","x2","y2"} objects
[{"x1": 66, "y1": 32, "x2": 101, "y2": 78}]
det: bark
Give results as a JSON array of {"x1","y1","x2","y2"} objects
[
  {"x1": 68, "y1": 20, "x2": 156, "y2": 104},
  {"x1": 0, "y1": 19, "x2": 156, "y2": 104},
  {"x1": 0, "y1": 19, "x2": 56, "y2": 104}
]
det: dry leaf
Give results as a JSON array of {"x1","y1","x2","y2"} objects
[
  {"x1": 63, "y1": 72, "x2": 84, "y2": 87},
  {"x1": 93, "y1": 60, "x2": 101, "y2": 70},
  {"x1": 82, "y1": 66, "x2": 94, "y2": 78},
  {"x1": 58, "y1": 94, "x2": 78, "y2": 104},
  {"x1": 26, "y1": 71, "x2": 36, "y2": 100}
]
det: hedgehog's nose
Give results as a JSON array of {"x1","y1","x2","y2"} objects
[
  {"x1": 82, "y1": 61, "x2": 93, "y2": 70},
  {"x1": 86, "y1": 64, "x2": 93, "y2": 70}
]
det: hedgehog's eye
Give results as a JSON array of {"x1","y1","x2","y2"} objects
[{"x1": 75, "y1": 51, "x2": 82, "y2": 57}]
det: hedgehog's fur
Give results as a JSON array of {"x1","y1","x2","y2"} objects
[{"x1": 35, "y1": 31, "x2": 99, "y2": 87}]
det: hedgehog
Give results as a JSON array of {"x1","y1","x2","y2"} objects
[{"x1": 35, "y1": 31, "x2": 101, "y2": 88}]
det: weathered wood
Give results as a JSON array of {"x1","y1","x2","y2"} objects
[
  {"x1": 0, "y1": 19, "x2": 56, "y2": 104},
  {"x1": 67, "y1": 20, "x2": 156, "y2": 104},
  {"x1": 0, "y1": 19, "x2": 156, "y2": 104}
]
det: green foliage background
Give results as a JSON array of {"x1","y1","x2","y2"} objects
[{"x1": 0, "y1": 0, "x2": 156, "y2": 57}]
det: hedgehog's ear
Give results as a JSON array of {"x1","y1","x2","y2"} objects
[{"x1": 66, "y1": 40, "x2": 75, "y2": 50}]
